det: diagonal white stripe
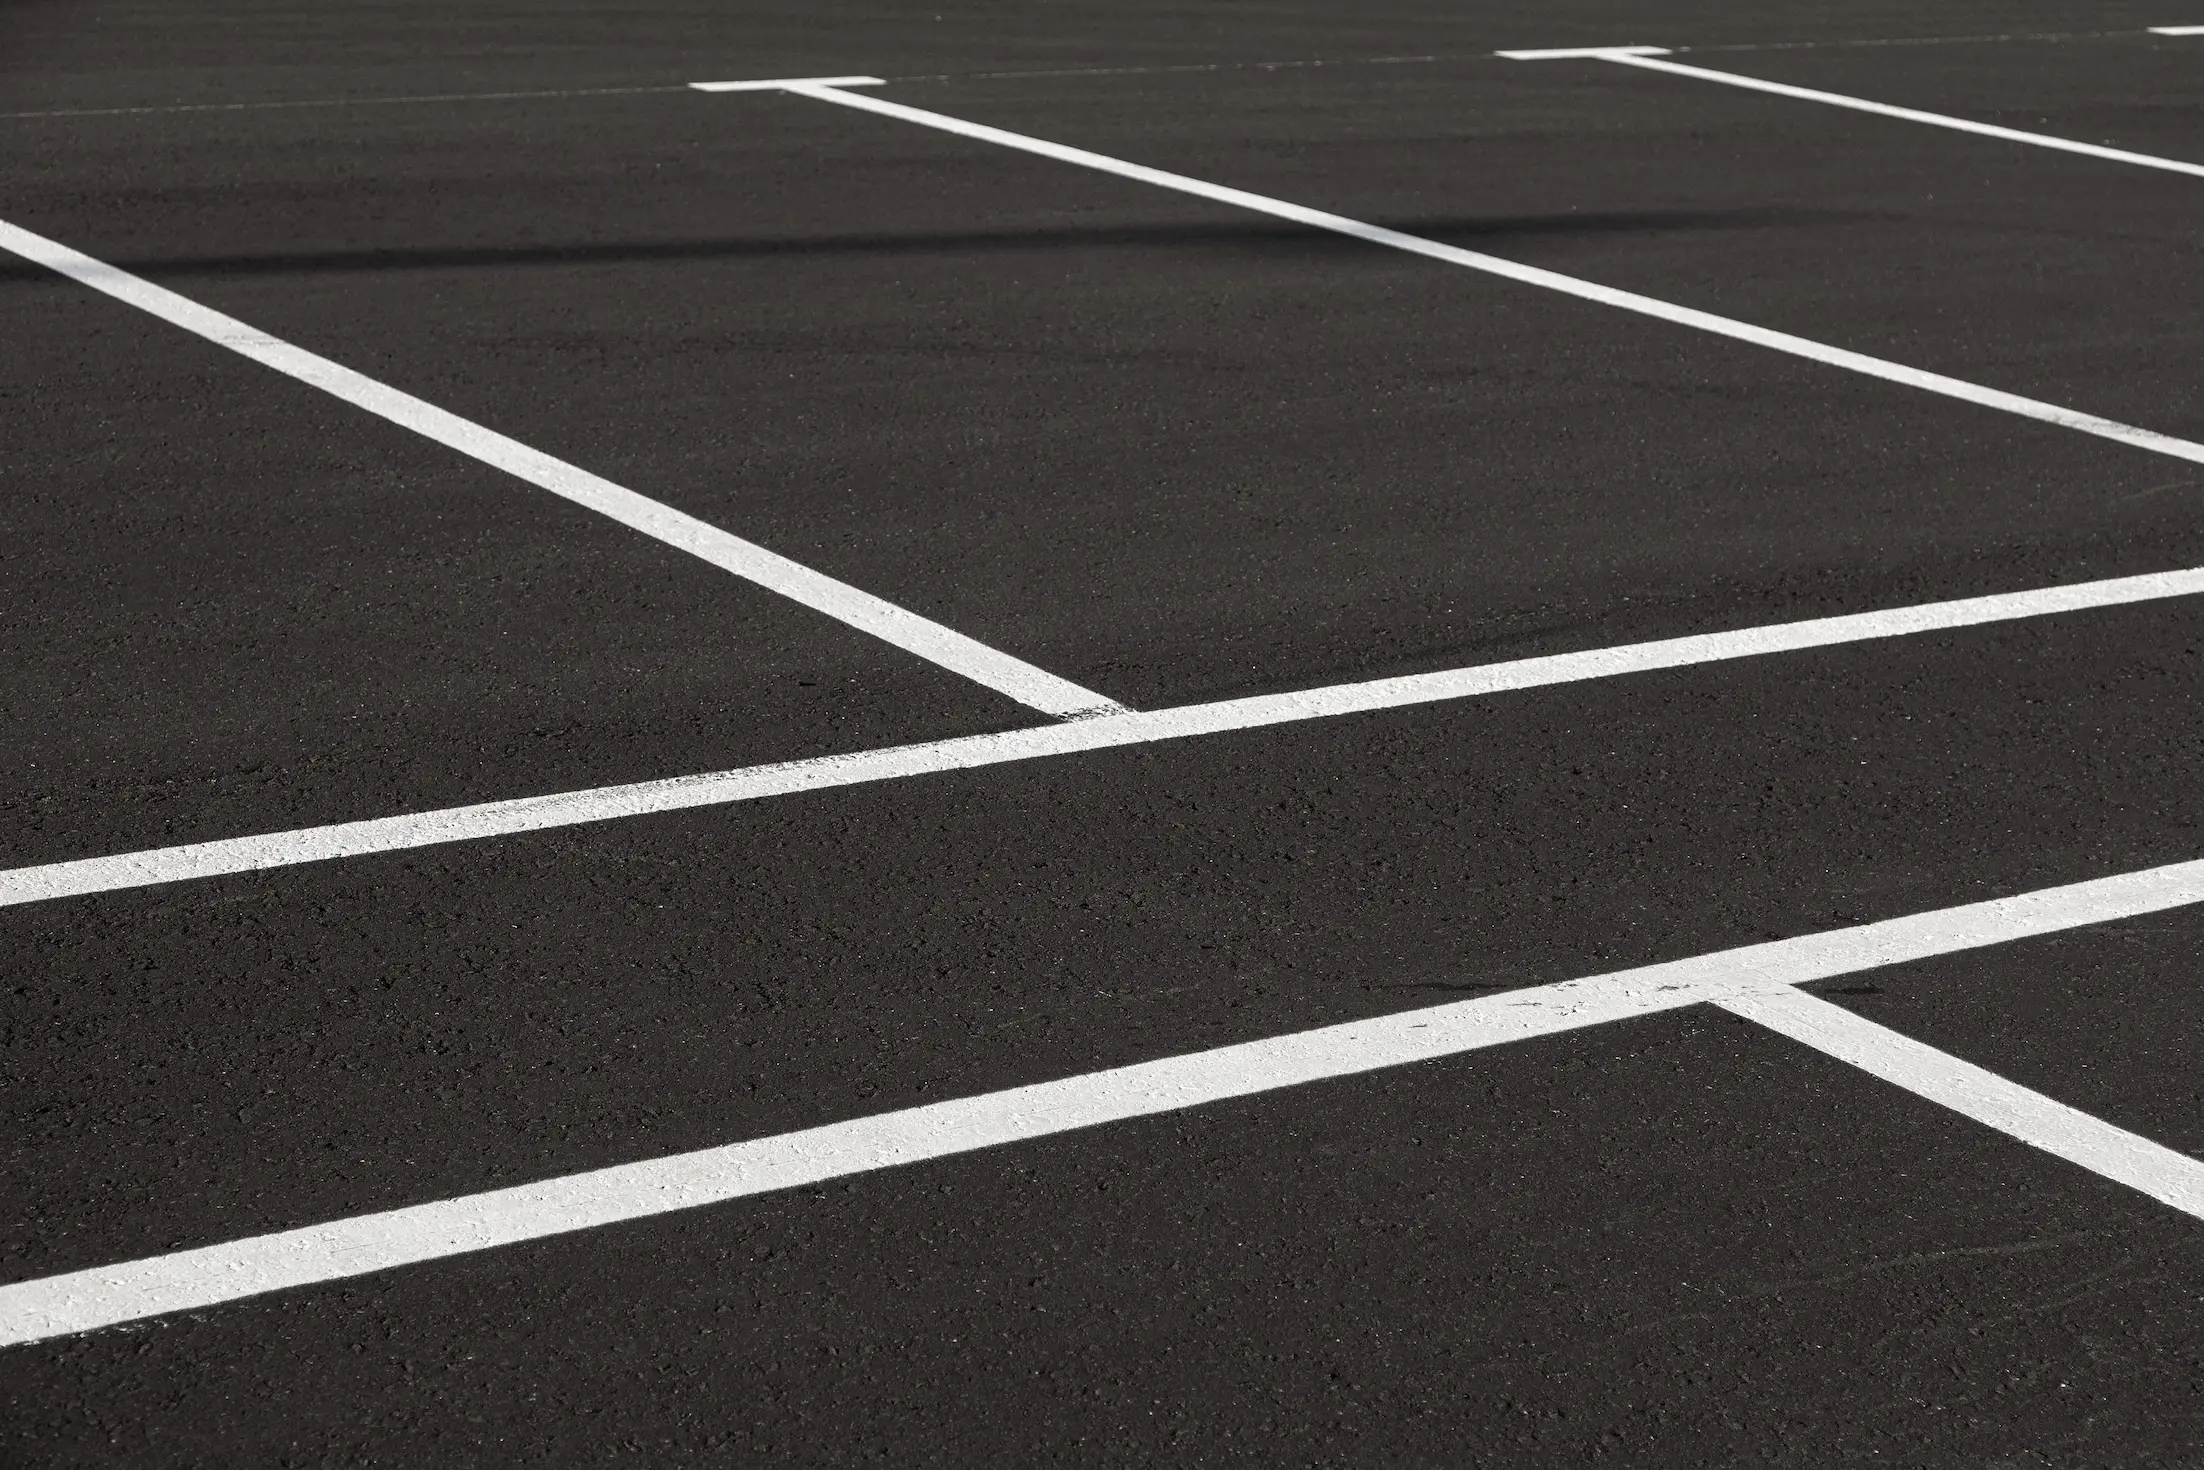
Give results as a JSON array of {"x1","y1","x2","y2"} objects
[
  {"x1": 772, "y1": 81, "x2": 2204, "y2": 468},
  {"x1": 1551, "y1": 48, "x2": 2204, "y2": 180},
  {"x1": 1722, "y1": 988, "x2": 2204, "y2": 1216},
  {"x1": 0, "y1": 217, "x2": 1123, "y2": 720}
]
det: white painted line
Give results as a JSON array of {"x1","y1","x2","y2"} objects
[
  {"x1": 688, "y1": 76, "x2": 886, "y2": 92},
  {"x1": 1510, "y1": 47, "x2": 2204, "y2": 180},
  {"x1": 2147, "y1": 26, "x2": 2204, "y2": 36},
  {"x1": 7, "y1": 854, "x2": 2204, "y2": 1344},
  {"x1": 0, "y1": 973, "x2": 1698, "y2": 1345},
  {"x1": 1721, "y1": 988, "x2": 2204, "y2": 1218},
  {"x1": 1693, "y1": 30, "x2": 2128, "y2": 55},
  {"x1": 6, "y1": 564, "x2": 2203, "y2": 908},
  {"x1": 767, "y1": 83, "x2": 2204, "y2": 468},
  {"x1": 0, "y1": 217, "x2": 1122, "y2": 721},
  {"x1": 1492, "y1": 46, "x2": 1672, "y2": 61}
]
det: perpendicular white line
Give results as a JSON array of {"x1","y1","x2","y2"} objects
[
  {"x1": 1720, "y1": 988, "x2": 2204, "y2": 1219},
  {"x1": 8, "y1": 853, "x2": 2204, "y2": 1345},
  {"x1": 688, "y1": 76, "x2": 886, "y2": 92},
  {"x1": 1522, "y1": 47, "x2": 2204, "y2": 180},
  {"x1": 0, "y1": 217, "x2": 1121, "y2": 722},
  {"x1": 767, "y1": 82, "x2": 2204, "y2": 469},
  {"x1": 5, "y1": 563, "x2": 2204, "y2": 909}
]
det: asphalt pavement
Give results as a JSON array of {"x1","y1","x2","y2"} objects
[{"x1": 5, "y1": 3, "x2": 2204, "y2": 1463}]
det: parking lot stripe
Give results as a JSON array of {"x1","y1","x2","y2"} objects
[
  {"x1": 0, "y1": 969, "x2": 1701, "y2": 1346},
  {"x1": 1722, "y1": 987, "x2": 2204, "y2": 1218},
  {"x1": 1499, "y1": 47, "x2": 2204, "y2": 180},
  {"x1": 0, "y1": 217, "x2": 1125, "y2": 721},
  {"x1": 5, "y1": 854, "x2": 2201, "y2": 1346},
  {"x1": 689, "y1": 75, "x2": 886, "y2": 92},
  {"x1": 5, "y1": 564, "x2": 2202, "y2": 908},
  {"x1": 762, "y1": 81, "x2": 2204, "y2": 470},
  {"x1": 2147, "y1": 26, "x2": 2204, "y2": 36}
]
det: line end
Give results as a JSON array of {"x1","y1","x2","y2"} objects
[
  {"x1": 1494, "y1": 46, "x2": 1672, "y2": 61},
  {"x1": 689, "y1": 75, "x2": 888, "y2": 93}
]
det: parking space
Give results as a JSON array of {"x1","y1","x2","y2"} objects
[
  {"x1": 8, "y1": 596, "x2": 2203, "y2": 1284},
  {"x1": 0, "y1": 268, "x2": 1027, "y2": 866},
  {"x1": 871, "y1": 61, "x2": 2204, "y2": 414},
  {"x1": 1673, "y1": 30, "x2": 2204, "y2": 164},
  {"x1": 7, "y1": 6, "x2": 2204, "y2": 1461},
  {"x1": 12, "y1": 70, "x2": 2204, "y2": 717}
]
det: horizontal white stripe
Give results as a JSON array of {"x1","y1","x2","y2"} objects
[
  {"x1": 688, "y1": 76, "x2": 885, "y2": 92},
  {"x1": 779, "y1": 82, "x2": 2204, "y2": 468},
  {"x1": 1493, "y1": 46, "x2": 1671, "y2": 60},
  {"x1": 1589, "y1": 50, "x2": 2204, "y2": 180},
  {"x1": 2147, "y1": 26, "x2": 2204, "y2": 36},
  {"x1": 4, "y1": 564, "x2": 2201, "y2": 909},
  {"x1": 6, "y1": 854, "x2": 2202, "y2": 1344},
  {"x1": 0, "y1": 217, "x2": 1121, "y2": 720},
  {"x1": 1723, "y1": 988, "x2": 2204, "y2": 1217}
]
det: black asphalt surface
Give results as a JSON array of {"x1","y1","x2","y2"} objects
[{"x1": 5, "y1": 3, "x2": 2204, "y2": 1463}]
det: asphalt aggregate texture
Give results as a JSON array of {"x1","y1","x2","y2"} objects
[{"x1": 5, "y1": 2, "x2": 2204, "y2": 1464}]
